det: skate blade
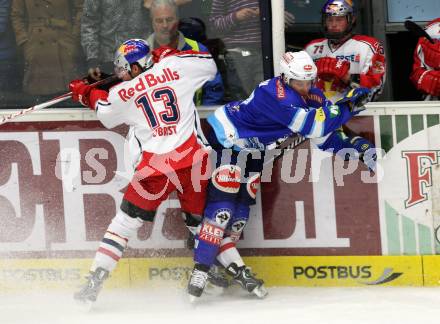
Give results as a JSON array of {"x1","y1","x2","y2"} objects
[
  {"x1": 188, "y1": 294, "x2": 198, "y2": 303},
  {"x1": 252, "y1": 285, "x2": 268, "y2": 299},
  {"x1": 203, "y1": 283, "x2": 224, "y2": 296},
  {"x1": 74, "y1": 298, "x2": 94, "y2": 312}
]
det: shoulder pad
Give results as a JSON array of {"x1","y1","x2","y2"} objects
[
  {"x1": 304, "y1": 38, "x2": 326, "y2": 50},
  {"x1": 426, "y1": 18, "x2": 440, "y2": 29},
  {"x1": 352, "y1": 35, "x2": 384, "y2": 54}
]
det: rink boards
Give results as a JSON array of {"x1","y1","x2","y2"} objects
[
  {"x1": 1, "y1": 255, "x2": 440, "y2": 291},
  {"x1": 1, "y1": 103, "x2": 440, "y2": 290}
]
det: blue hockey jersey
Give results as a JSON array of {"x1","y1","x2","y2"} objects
[{"x1": 207, "y1": 76, "x2": 355, "y2": 149}]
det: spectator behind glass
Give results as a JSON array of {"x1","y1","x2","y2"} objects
[
  {"x1": 82, "y1": 0, "x2": 151, "y2": 80},
  {"x1": 0, "y1": 0, "x2": 19, "y2": 100},
  {"x1": 209, "y1": 0, "x2": 263, "y2": 101},
  {"x1": 146, "y1": 0, "x2": 223, "y2": 105},
  {"x1": 410, "y1": 18, "x2": 440, "y2": 101},
  {"x1": 173, "y1": 0, "x2": 212, "y2": 24},
  {"x1": 11, "y1": 0, "x2": 82, "y2": 96}
]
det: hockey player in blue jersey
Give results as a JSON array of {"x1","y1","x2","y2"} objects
[{"x1": 187, "y1": 50, "x2": 372, "y2": 301}]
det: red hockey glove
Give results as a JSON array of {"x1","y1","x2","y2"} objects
[
  {"x1": 69, "y1": 79, "x2": 93, "y2": 107},
  {"x1": 417, "y1": 70, "x2": 440, "y2": 96},
  {"x1": 152, "y1": 46, "x2": 180, "y2": 63},
  {"x1": 420, "y1": 38, "x2": 440, "y2": 70},
  {"x1": 316, "y1": 57, "x2": 350, "y2": 82},
  {"x1": 69, "y1": 79, "x2": 109, "y2": 110}
]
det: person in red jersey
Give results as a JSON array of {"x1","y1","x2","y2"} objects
[
  {"x1": 304, "y1": 0, "x2": 383, "y2": 171},
  {"x1": 410, "y1": 18, "x2": 440, "y2": 100}
]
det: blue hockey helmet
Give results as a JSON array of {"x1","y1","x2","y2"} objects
[
  {"x1": 114, "y1": 39, "x2": 152, "y2": 78},
  {"x1": 321, "y1": 0, "x2": 355, "y2": 41}
]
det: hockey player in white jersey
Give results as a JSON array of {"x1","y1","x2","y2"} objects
[
  {"x1": 304, "y1": 0, "x2": 383, "y2": 171},
  {"x1": 305, "y1": 0, "x2": 386, "y2": 102},
  {"x1": 69, "y1": 39, "x2": 247, "y2": 305},
  {"x1": 410, "y1": 18, "x2": 440, "y2": 100}
]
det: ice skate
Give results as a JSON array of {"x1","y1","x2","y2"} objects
[
  {"x1": 74, "y1": 267, "x2": 109, "y2": 306},
  {"x1": 226, "y1": 263, "x2": 268, "y2": 298},
  {"x1": 204, "y1": 265, "x2": 230, "y2": 296},
  {"x1": 187, "y1": 264, "x2": 209, "y2": 302}
]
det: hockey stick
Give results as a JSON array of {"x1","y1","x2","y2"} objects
[
  {"x1": 264, "y1": 134, "x2": 308, "y2": 166},
  {"x1": 0, "y1": 74, "x2": 118, "y2": 126},
  {"x1": 404, "y1": 20, "x2": 435, "y2": 44}
]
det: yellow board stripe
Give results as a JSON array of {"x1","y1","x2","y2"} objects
[{"x1": 1, "y1": 256, "x2": 439, "y2": 291}]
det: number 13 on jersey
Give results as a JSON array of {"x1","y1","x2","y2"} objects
[{"x1": 135, "y1": 86, "x2": 180, "y2": 137}]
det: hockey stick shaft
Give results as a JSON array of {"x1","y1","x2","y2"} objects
[
  {"x1": 263, "y1": 134, "x2": 308, "y2": 166},
  {"x1": 404, "y1": 20, "x2": 435, "y2": 44},
  {"x1": 0, "y1": 92, "x2": 72, "y2": 126},
  {"x1": 0, "y1": 74, "x2": 118, "y2": 126}
]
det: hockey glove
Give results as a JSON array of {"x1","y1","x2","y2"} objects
[
  {"x1": 350, "y1": 136, "x2": 377, "y2": 172},
  {"x1": 411, "y1": 69, "x2": 440, "y2": 97},
  {"x1": 420, "y1": 38, "x2": 440, "y2": 70},
  {"x1": 69, "y1": 79, "x2": 92, "y2": 107},
  {"x1": 316, "y1": 57, "x2": 350, "y2": 82},
  {"x1": 336, "y1": 87, "x2": 371, "y2": 114},
  {"x1": 69, "y1": 79, "x2": 109, "y2": 110}
]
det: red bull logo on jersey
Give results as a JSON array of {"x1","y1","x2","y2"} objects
[{"x1": 118, "y1": 68, "x2": 180, "y2": 102}]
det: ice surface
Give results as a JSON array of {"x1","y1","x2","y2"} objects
[{"x1": 1, "y1": 286, "x2": 440, "y2": 324}]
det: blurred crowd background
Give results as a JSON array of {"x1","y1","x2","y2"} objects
[{"x1": 0, "y1": 0, "x2": 438, "y2": 108}]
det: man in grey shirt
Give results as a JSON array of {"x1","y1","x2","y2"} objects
[{"x1": 81, "y1": 0, "x2": 151, "y2": 79}]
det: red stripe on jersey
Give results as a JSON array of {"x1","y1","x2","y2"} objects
[
  {"x1": 106, "y1": 231, "x2": 128, "y2": 242},
  {"x1": 426, "y1": 18, "x2": 440, "y2": 29},
  {"x1": 219, "y1": 242, "x2": 236, "y2": 253},
  {"x1": 97, "y1": 247, "x2": 120, "y2": 261},
  {"x1": 177, "y1": 49, "x2": 210, "y2": 56}
]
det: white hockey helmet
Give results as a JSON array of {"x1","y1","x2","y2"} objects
[{"x1": 280, "y1": 51, "x2": 317, "y2": 84}]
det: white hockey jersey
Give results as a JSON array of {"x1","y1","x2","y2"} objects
[
  {"x1": 95, "y1": 50, "x2": 217, "y2": 172},
  {"x1": 305, "y1": 35, "x2": 386, "y2": 102}
]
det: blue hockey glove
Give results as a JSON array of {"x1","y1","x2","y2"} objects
[
  {"x1": 350, "y1": 136, "x2": 377, "y2": 172},
  {"x1": 336, "y1": 87, "x2": 371, "y2": 115}
]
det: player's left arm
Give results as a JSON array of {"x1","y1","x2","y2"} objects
[
  {"x1": 187, "y1": 43, "x2": 224, "y2": 105},
  {"x1": 201, "y1": 71, "x2": 224, "y2": 105},
  {"x1": 268, "y1": 88, "x2": 367, "y2": 138},
  {"x1": 176, "y1": 50, "x2": 218, "y2": 90},
  {"x1": 357, "y1": 37, "x2": 386, "y2": 101}
]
